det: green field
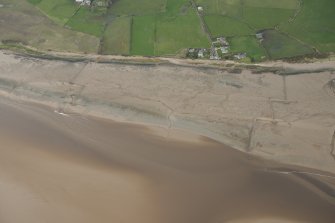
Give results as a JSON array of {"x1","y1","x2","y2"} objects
[
  {"x1": 165, "y1": 0, "x2": 191, "y2": 15},
  {"x1": 243, "y1": 7, "x2": 295, "y2": 29},
  {"x1": 19, "y1": 0, "x2": 335, "y2": 60},
  {"x1": 27, "y1": 0, "x2": 42, "y2": 5},
  {"x1": 262, "y1": 30, "x2": 314, "y2": 59},
  {"x1": 195, "y1": 0, "x2": 241, "y2": 16},
  {"x1": 229, "y1": 36, "x2": 267, "y2": 61},
  {"x1": 66, "y1": 7, "x2": 105, "y2": 37},
  {"x1": 204, "y1": 15, "x2": 253, "y2": 37},
  {"x1": 243, "y1": 0, "x2": 298, "y2": 9},
  {"x1": 37, "y1": 0, "x2": 79, "y2": 25},
  {"x1": 279, "y1": 0, "x2": 335, "y2": 52},
  {"x1": 156, "y1": 9, "x2": 210, "y2": 55},
  {"x1": 108, "y1": 0, "x2": 167, "y2": 15},
  {"x1": 101, "y1": 17, "x2": 131, "y2": 55},
  {"x1": 130, "y1": 16, "x2": 156, "y2": 56}
]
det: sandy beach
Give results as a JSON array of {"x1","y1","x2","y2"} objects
[
  {"x1": 0, "y1": 50, "x2": 335, "y2": 222},
  {"x1": 0, "y1": 51, "x2": 334, "y2": 173}
]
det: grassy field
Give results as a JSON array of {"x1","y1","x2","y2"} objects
[
  {"x1": 165, "y1": 0, "x2": 191, "y2": 15},
  {"x1": 130, "y1": 16, "x2": 156, "y2": 56},
  {"x1": 243, "y1": 0, "x2": 299, "y2": 9},
  {"x1": 204, "y1": 15, "x2": 253, "y2": 37},
  {"x1": 37, "y1": 0, "x2": 79, "y2": 25},
  {"x1": 262, "y1": 30, "x2": 314, "y2": 59},
  {"x1": 66, "y1": 7, "x2": 106, "y2": 37},
  {"x1": 16, "y1": 0, "x2": 335, "y2": 59},
  {"x1": 198, "y1": 0, "x2": 298, "y2": 31},
  {"x1": 229, "y1": 36, "x2": 267, "y2": 61},
  {"x1": 101, "y1": 16, "x2": 131, "y2": 55},
  {"x1": 195, "y1": 0, "x2": 241, "y2": 16},
  {"x1": 243, "y1": 7, "x2": 295, "y2": 29},
  {"x1": 279, "y1": 0, "x2": 335, "y2": 52},
  {"x1": 27, "y1": 0, "x2": 42, "y2": 4},
  {"x1": 155, "y1": 9, "x2": 210, "y2": 55},
  {"x1": 108, "y1": 0, "x2": 167, "y2": 16}
]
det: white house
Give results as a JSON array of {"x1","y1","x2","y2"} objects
[
  {"x1": 75, "y1": 0, "x2": 91, "y2": 6},
  {"x1": 198, "y1": 49, "x2": 205, "y2": 58},
  {"x1": 234, "y1": 53, "x2": 247, "y2": 60}
]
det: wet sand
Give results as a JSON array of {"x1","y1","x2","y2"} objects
[{"x1": 0, "y1": 99, "x2": 334, "y2": 223}]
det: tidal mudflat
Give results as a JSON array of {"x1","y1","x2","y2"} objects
[{"x1": 0, "y1": 99, "x2": 335, "y2": 223}]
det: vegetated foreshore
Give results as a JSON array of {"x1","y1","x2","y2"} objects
[
  {"x1": 0, "y1": 49, "x2": 335, "y2": 175},
  {"x1": 2, "y1": 44, "x2": 335, "y2": 73}
]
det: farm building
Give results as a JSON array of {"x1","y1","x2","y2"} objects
[
  {"x1": 256, "y1": 32, "x2": 263, "y2": 39},
  {"x1": 209, "y1": 36, "x2": 229, "y2": 60},
  {"x1": 220, "y1": 46, "x2": 229, "y2": 54},
  {"x1": 197, "y1": 6, "x2": 203, "y2": 12},
  {"x1": 187, "y1": 48, "x2": 209, "y2": 59},
  {"x1": 93, "y1": 0, "x2": 112, "y2": 7},
  {"x1": 234, "y1": 53, "x2": 247, "y2": 60},
  {"x1": 75, "y1": 0, "x2": 91, "y2": 6},
  {"x1": 256, "y1": 32, "x2": 264, "y2": 42},
  {"x1": 198, "y1": 49, "x2": 206, "y2": 58},
  {"x1": 216, "y1": 37, "x2": 229, "y2": 46}
]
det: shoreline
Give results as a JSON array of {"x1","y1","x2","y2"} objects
[
  {"x1": 0, "y1": 50, "x2": 335, "y2": 174},
  {"x1": 1, "y1": 46, "x2": 335, "y2": 74}
]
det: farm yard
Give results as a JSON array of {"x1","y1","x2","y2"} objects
[{"x1": 1, "y1": 0, "x2": 334, "y2": 61}]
